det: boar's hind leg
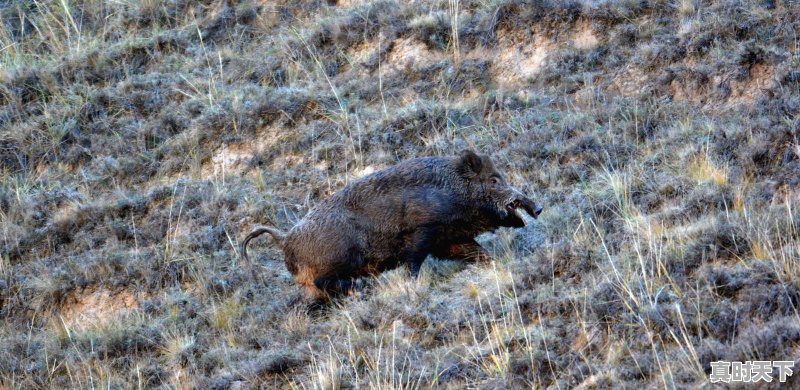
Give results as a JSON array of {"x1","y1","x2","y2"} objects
[
  {"x1": 435, "y1": 239, "x2": 492, "y2": 263},
  {"x1": 312, "y1": 251, "x2": 364, "y2": 297},
  {"x1": 313, "y1": 277, "x2": 357, "y2": 296}
]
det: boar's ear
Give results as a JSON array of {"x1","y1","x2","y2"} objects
[{"x1": 458, "y1": 149, "x2": 483, "y2": 176}]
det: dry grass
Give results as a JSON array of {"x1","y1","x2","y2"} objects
[{"x1": 2, "y1": 0, "x2": 800, "y2": 388}]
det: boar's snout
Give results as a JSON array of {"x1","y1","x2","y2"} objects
[
  {"x1": 520, "y1": 197, "x2": 543, "y2": 219},
  {"x1": 505, "y1": 195, "x2": 543, "y2": 226}
]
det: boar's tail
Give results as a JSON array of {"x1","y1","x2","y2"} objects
[{"x1": 241, "y1": 225, "x2": 287, "y2": 262}]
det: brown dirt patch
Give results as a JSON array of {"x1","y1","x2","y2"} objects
[
  {"x1": 60, "y1": 287, "x2": 143, "y2": 329},
  {"x1": 203, "y1": 126, "x2": 282, "y2": 178},
  {"x1": 669, "y1": 77, "x2": 707, "y2": 104},
  {"x1": 728, "y1": 63, "x2": 776, "y2": 105},
  {"x1": 572, "y1": 19, "x2": 599, "y2": 50},
  {"x1": 387, "y1": 37, "x2": 442, "y2": 72},
  {"x1": 493, "y1": 29, "x2": 555, "y2": 89},
  {"x1": 611, "y1": 66, "x2": 650, "y2": 97}
]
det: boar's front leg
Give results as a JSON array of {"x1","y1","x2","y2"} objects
[
  {"x1": 402, "y1": 229, "x2": 436, "y2": 278},
  {"x1": 434, "y1": 239, "x2": 492, "y2": 263}
]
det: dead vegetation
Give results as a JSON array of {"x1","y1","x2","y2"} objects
[{"x1": 1, "y1": 0, "x2": 799, "y2": 388}]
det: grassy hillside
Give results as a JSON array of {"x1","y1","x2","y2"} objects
[{"x1": 1, "y1": 0, "x2": 799, "y2": 388}]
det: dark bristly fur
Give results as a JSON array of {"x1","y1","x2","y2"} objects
[{"x1": 241, "y1": 149, "x2": 543, "y2": 300}]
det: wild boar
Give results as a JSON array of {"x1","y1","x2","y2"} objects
[{"x1": 241, "y1": 149, "x2": 542, "y2": 300}]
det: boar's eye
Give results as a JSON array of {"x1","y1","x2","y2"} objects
[{"x1": 490, "y1": 176, "x2": 502, "y2": 185}]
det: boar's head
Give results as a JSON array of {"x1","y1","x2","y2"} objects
[{"x1": 457, "y1": 149, "x2": 543, "y2": 228}]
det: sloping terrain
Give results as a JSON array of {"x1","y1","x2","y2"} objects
[{"x1": 1, "y1": 0, "x2": 799, "y2": 388}]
